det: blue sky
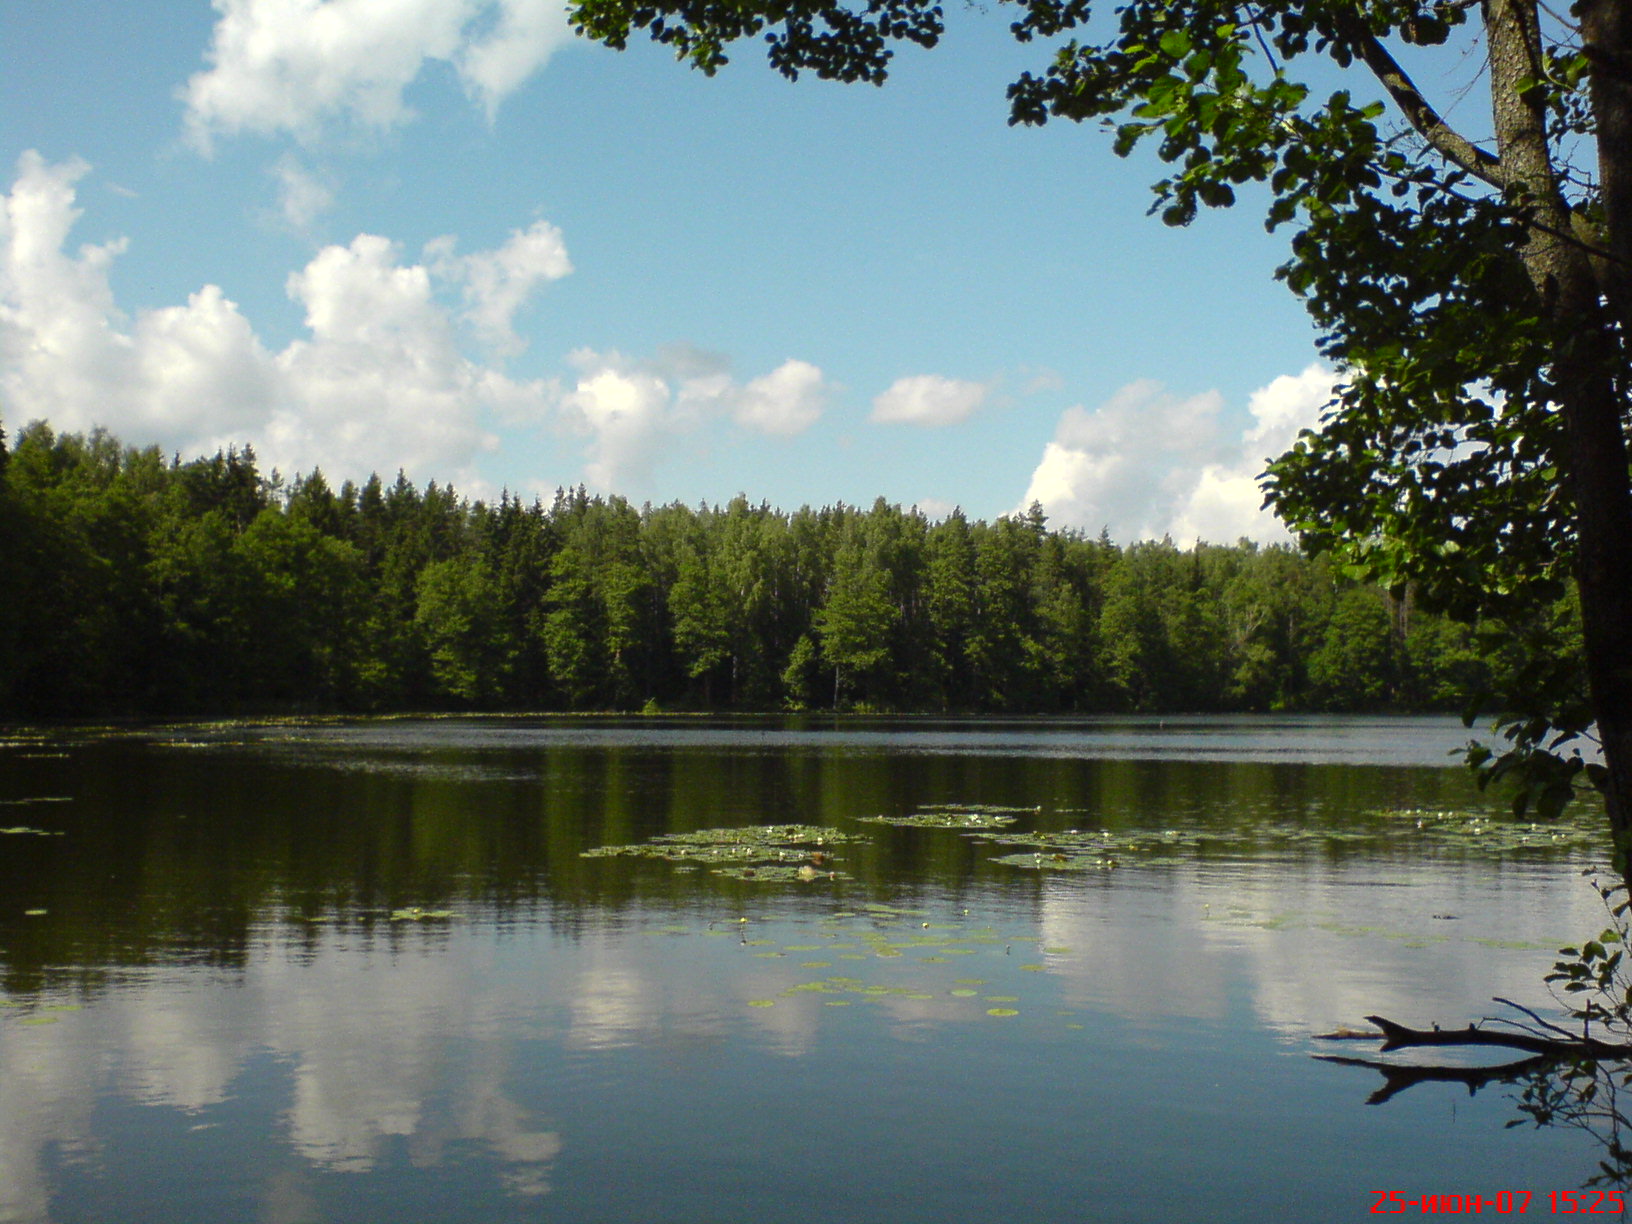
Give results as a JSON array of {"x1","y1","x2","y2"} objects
[{"x1": 0, "y1": 0, "x2": 1355, "y2": 541}]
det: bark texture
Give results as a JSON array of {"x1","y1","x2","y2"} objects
[{"x1": 1483, "y1": 0, "x2": 1632, "y2": 881}]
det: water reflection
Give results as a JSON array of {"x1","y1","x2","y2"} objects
[{"x1": 0, "y1": 716, "x2": 1616, "y2": 1221}]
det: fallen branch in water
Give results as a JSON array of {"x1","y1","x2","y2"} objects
[
  {"x1": 1364, "y1": 1012, "x2": 1632, "y2": 1062},
  {"x1": 1315, "y1": 1051, "x2": 1555, "y2": 1105}
]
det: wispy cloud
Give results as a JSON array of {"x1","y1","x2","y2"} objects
[{"x1": 270, "y1": 154, "x2": 336, "y2": 232}]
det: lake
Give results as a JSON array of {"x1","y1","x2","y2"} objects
[{"x1": 0, "y1": 714, "x2": 1619, "y2": 1222}]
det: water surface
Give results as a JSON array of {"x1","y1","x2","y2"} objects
[{"x1": 0, "y1": 715, "x2": 1615, "y2": 1222}]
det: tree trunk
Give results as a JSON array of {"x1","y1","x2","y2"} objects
[{"x1": 1486, "y1": 0, "x2": 1632, "y2": 885}]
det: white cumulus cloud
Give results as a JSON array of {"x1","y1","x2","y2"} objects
[
  {"x1": 559, "y1": 348, "x2": 831, "y2": 492},
  {"x1": 181, "y1": 0, "x2": 573, "y2": 151},
  {"x1": 1, "y1": 151, "x2": 565, "y2": 488},
  {"x1": 1019, "y1": 379, "x2": 1224, "y2": 540},
  {"x1": 1019, "y1": 369, "x2": 1332, "y2": 544},
  {"x1": 2, "y1": 153, "x2": 831, "y2": 500},
  {"x1": 458, "y1": 0, "x2": 574, "y2": 120},
  {"x1": 428, "y1": 220, "x2": 573, "y2": 357},
  {"x1": 734, "y1": 358, "x2": 826, "y2": 436},
  {"x1": 1165, "y1": 364, "x2": 1334, "y2": 545},
  {"x1": 559, "y1": 353, "x2": 675, "y2": 492},
  {"x1": 870, "y1": 373, "x2": 990, "y2": 426}
]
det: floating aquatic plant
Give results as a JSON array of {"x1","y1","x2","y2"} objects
[
  {"x1": 0, "y1": 827, "x2": 64, "y2": 837},
  {"x1": 389, "y1": 907, "x2": 455, "y2": 921},
  {"x1": 859, "y1": 804, "x2": 1033, "y2": 830},
  {"x1": 977, "y1": 809, "x2": 1599, "y2": 870},
  {"x1": 1367, "y1": 807, "x2": 1598, "y2": 853},
  {"x1": 582, "y1": 824, "x2": 859, "y2": 882}
]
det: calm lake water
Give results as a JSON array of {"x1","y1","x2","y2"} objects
[{"x1": 0, "y1": 714, "x2": 1619, "y2": 1223}]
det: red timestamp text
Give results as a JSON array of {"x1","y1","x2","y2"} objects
[{"x1": 1371, "y1": 1190, "x2": 1627, "y2": 1214}]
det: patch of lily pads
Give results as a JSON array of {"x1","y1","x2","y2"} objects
[
  {"x1": 389, "y1": 907, "x2": 456, "y2": 921},
  {"x1": 859, "y1": 804, "x2": 1036, "y2": 830},
  {"x1": 975, "y1": 809, "x2": 1600, "y2": 871},
  {"x1": 582, "y1": 823, "x2": 860, "y2": 882},
  {"x1": 1367, "y1": 807, "x2": 1599, "y2": 853}
]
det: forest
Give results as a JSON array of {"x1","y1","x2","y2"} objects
[{"x1": 0, "y1": 418, "x2": 1582, "y2": 720}]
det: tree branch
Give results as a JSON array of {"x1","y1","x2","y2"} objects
[
  {"x1": 1366, "y1": 1013, "x2": 1632, "y2": 1060},
  {"x1": 1316, "y1": 1051, "x2": 1555, "y2": 1105},
  {"x1": 1332, "y1": 13, "x2": 1507, "y2": 189}
]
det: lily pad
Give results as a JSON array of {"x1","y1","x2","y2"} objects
[
  {"x1": 859, "y1": 804, "x2": 1031, "y2": 830},
  {"x1": 711, "y1": 864, "x2": 849, "y2": 882},
  {"x1": 583, "y1": 824, "x2": 859, "y2": 883},
  {"x1": 0, "y1": 827, "x2": 64, "y2": 837},
  {"x1": 990, "y1": 851, "x2": 1118, "y2": 871},
  {"x1": 975, "y1": 808, "x2": 1599, "y2": 869},
  {"x1": 389, "y1": 907, "x2": 455, "y2": 921}
]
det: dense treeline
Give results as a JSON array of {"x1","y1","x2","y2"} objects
[{"x1": 0, "y1": 420, "x2": 1581, "y2": 719}]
